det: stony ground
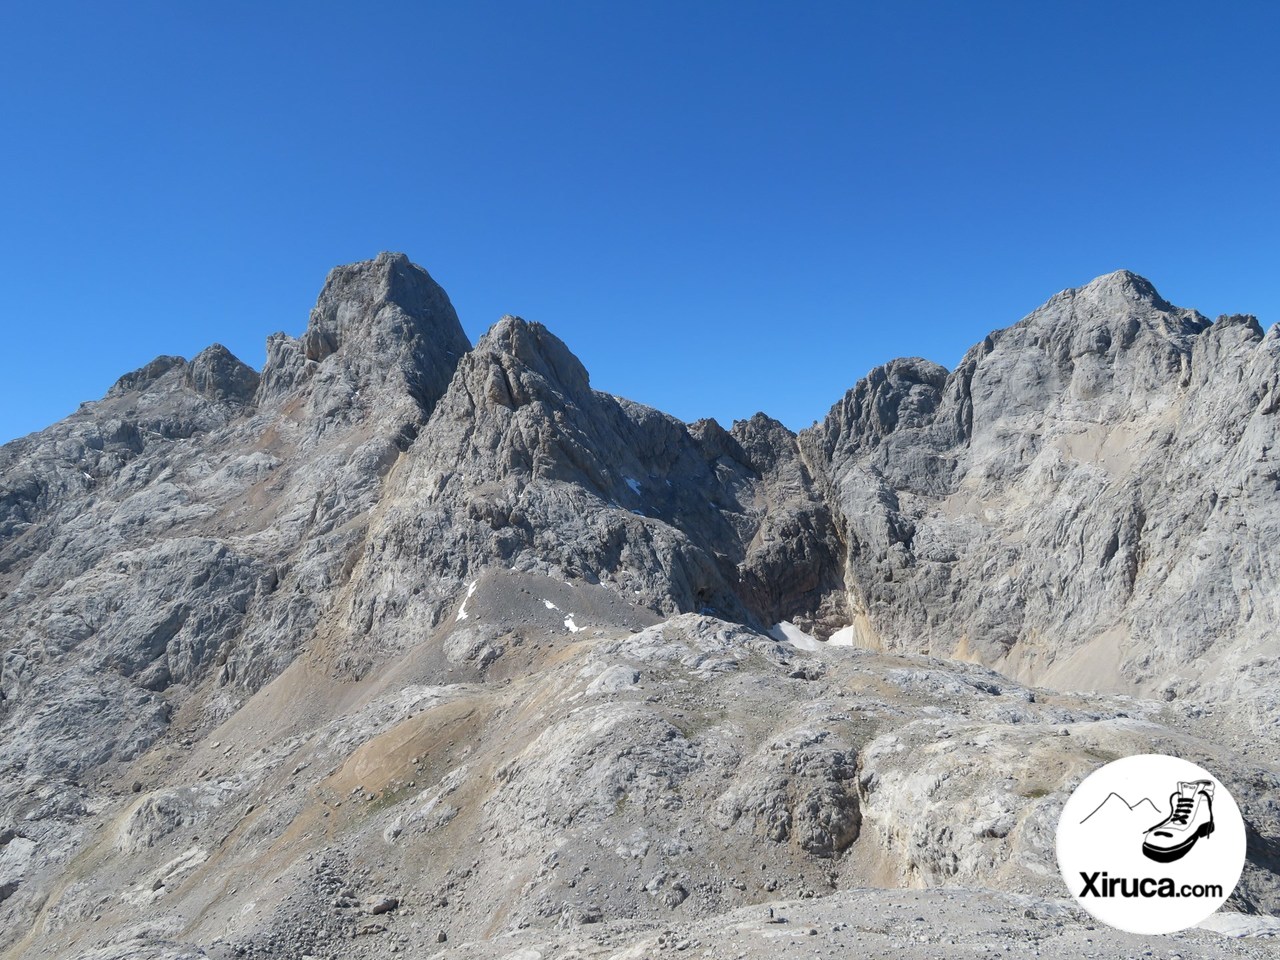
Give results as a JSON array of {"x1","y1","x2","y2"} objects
[
  {"x1": 429, "y1": 889, "x2": 1280, "y2": 960},
  {"x1": 5, "y1": 595, "x2": 1277, "y2": 959}
]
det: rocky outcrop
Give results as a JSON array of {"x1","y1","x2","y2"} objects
[
  {"x1": 256, "y1": 251, "x2": 469, "y2": 434},
  {"x1": 802, "y1": 271, "x2": 1280, "y2": 723},
  {"x1": 4, "y1": 606, "x2": 1276, "y2": 960},
  {"x1": 332, "y1": 316, "x2": 846, "y2": 675},
  {"x1": 0, "y1": 254, "x2": 473, "y2": 959},
  {"x1": 1, "y1": 257, "x2": 1279, "y2": 960}
]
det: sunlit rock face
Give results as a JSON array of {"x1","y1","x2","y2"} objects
[{"x1": 1, "y1": 259, "x2": 1276, "y2": 960}]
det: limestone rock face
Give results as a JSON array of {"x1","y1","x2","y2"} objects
[
  {"x1": 1, "y1": 258, "x2": 1278, "y2": 960},
  {"x1": 186, "y1": 345, "x2": 260, "y2": 404},
  {"x1": 802, "y1": 270, "x2": 1280, "y2": 722},
  {"x1": 332, "y1": 316, "x2": 845, "y2": 675},
  {"x1": 257, "y1": 250, "x2": 470, "y2": 435},
  {"x1": 0, "y1": 254, "x2": 472, "y2": 956}
]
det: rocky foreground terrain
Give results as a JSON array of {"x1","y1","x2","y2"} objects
[{"x1": 1, "y1": 254, "x2": 1278, "y2": 958}]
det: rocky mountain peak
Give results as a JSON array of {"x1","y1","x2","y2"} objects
[
  {"x1": 104, "y1": 346, "x2": 257, "y2": 408},
  {"x1": 1021, "y1": 269, "x2": 1210, "y2": 348},
  {"x1": 105, "y1": 355, "x2": 188, "y2": 398},
  {"x1": 1213, "y1": 312, "x2": 1265, "y2": 339},
  {"x1": 466, "y1": 315, "x2": 593, "y2": 410},
  {"x1": 729, "y1": 413, "x2": 797, "y2": 472},
  {"x1": 819, "y1": 358, "x2": 949, "y2": 447},
  {"x1": 298, "y1": 251, "x2": 460, "y2": 363},
  {"x1": 1072, "y1": 268, "x2": 1170, "y2": 308},
  {"x1": 256, "y1": 252, "x2": 470, "y2": 423},
  {"x1": 186, "y1": 344, "x2": 259, "y2": 404}
]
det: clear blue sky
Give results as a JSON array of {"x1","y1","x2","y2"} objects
[{"x1": 2, "y1": 1, "x2": 1276, "y2": 443}]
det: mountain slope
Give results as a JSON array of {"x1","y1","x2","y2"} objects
[
  {"x1": 801, "y1": 270, "x2": 1280, "y2": 720},
  {"x1": 1, "y1": 257, "x2": 1277, "y2": 959}
]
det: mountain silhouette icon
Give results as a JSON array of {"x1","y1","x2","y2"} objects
[{"x1": 1080, "y1": 792, "x2": 1161, "y2": 826}]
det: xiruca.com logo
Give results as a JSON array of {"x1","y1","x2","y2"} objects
[
  {"x1": 1077, "y1": 873, "x2": 1223, "y2": 899},
  {"x1": 1056, "y1": 755, "x2": 1246, "y2": 935}
]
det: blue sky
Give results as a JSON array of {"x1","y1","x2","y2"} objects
[{"x1": 1, "y1": 2, "x2": 1276, "y2": 442}]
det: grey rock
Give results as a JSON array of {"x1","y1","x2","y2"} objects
[
  {"x1": 801, "y1": 270, "x2": 1280, "y2": 728},
  {"x1": 1, "y1": 259, "x2": 1278, "y2": 960},
  {"x1": 365, "y1": 895, "x2": 398, "y2": 915},
  {"x1": 332, "y1": 317, "x2": 846, "y2": 678}
]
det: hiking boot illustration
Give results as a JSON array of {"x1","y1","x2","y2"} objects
[{"x1": 1142, "y1": 780, "x2": 1215, "y2": 863}]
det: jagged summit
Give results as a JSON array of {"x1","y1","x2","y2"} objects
[
  {"x1": 1073, "y1": 268, "x2": 1168, "y2": 304},
  {"x1": 103, "y1": 345, "x2": 258, "y2": 407},
  {"x1": 466, "y1": 314, "x2": 594, "y2": 409},
  {"x1": 106, "y1": 354, "x2": 188, "y2": 397},
  {"x1": 1023, "y1": 268, "x2": 1209, "y2": 344},
  {"x1": 88, "y1": 262, "x2": 1220, "y2": 435},
  {"x1": 255, "y1": 252, "x2": 470, "y2": 428},
  {"x1": 187, "y1": 344, "x2": 259, "y2": 403},
  {"x1": 1032, "y1": 269, "x2": 1172, "y2": 317},
  {"x1": 298, "y1": 251, "x2": 464, "y2": 364},
  {"x1": 2, "y1": 257, "x2": 1279, "y2": 960}
]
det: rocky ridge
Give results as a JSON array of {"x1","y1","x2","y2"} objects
[{"x1": 0, "y1": 255, "x2": 1277, "y2": 959}]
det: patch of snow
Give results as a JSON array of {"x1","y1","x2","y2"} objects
[
  {"x1": 624, "y1": 476, "x2": 642, "y2": 495},
  {"x1": 540, "y1": 598, "x2": 559, "y2": 610},
  {"x1": 564, "y1": 616, "x2": 584, "y2": 633},
  {"x1": 768, "y1": 621, "x2": 821, "y2": 652},
  {"x1": 455, "y1": 580, "x2": 478, "y2": 622},
  {"x1": 828, "y1": 625, "x2": 857, "y2": 646}
]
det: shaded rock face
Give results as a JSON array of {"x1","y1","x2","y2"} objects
[
  {"x1": 186, "y1": 345, "x2": 260, "y2": 404},
  {"x1": 332, "y1": 316, "x2": 846, "y2": 675},
  {"x1": 257, "y1": 251, "x2": 470, "y2": 437},
  {"x1": 1, "y1": 257, "x2": 1279, "y2": 959}
]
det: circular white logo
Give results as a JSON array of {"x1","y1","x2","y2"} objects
[{"x1": 1056, "y1": 754, "x2": 1245, "y2": 935}]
